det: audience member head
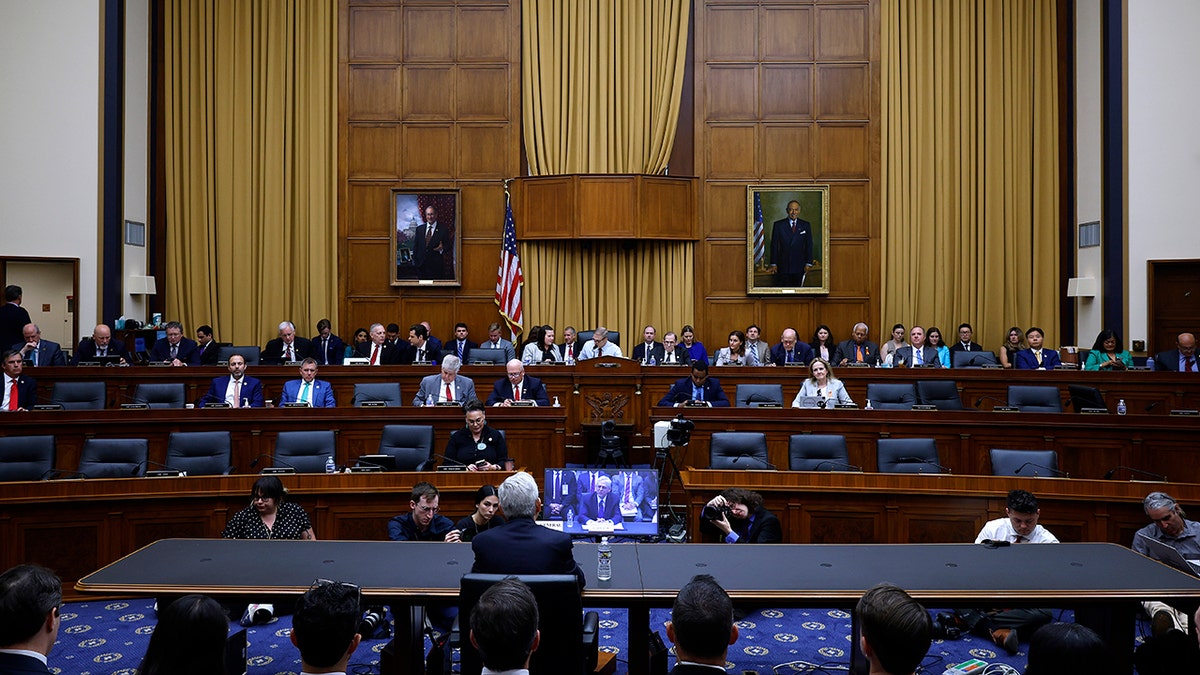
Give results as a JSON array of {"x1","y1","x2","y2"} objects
[
  {"x1": 811, "y1": 324, "x2": 833, "y2": 347},
  {"x1": 316, "y1": 318, "x2": 332, "y2": 336},
  {"x1": 498, "y1": 471, "x2": 540, "y2": 519},
  {"x1": 957, "y1": 323, "x2": 973, "y2": 344},
  {"x1": 1004, "y1": 326, "x2": 1025, "y2": 349},
  {"x1": 409, "y1": 482, "x2": 441, "y2": 530},
  {"x1": 1178, "y1": 332, "x2": 1197, "y2": 359},
  {"x1": 454, "y1": 322, "x2": 470, "y2": 340},
  {"x1": 386, "y1": 323, "x2": 401, "y2": 341},
  {"x1": 136, "y1": 594, "x2": 228, "y2": 675},
  {"x1": 441, "y1": 354, "x2": 462, "y2": 379},
  {"x1": 470, "y1": 578, "x2": 540, "y2": 671},
  {"x1": 727, "y1": 330, "x2": 746, "y2": 355},
  {"x1": 1025, "y1": 622, "x2": 1113, "y2": 675},
  {"x1": 666, "y1": 574, "x2": 736, "y2": 665},
  {"x1": 681, "y1": 325, "x2": 697, "y2": 345},
  {"x1": 353, "y1": 327, "x2": 368, "y2": 343},
  {"x1": 1144, "y1": 491, "x2": 1187, "y2": 538},
  {"x1": 1090, "y1": 329, "x2": 1123, "y2": 353},
  {"x1": 689, "y1": 359, "x2": 711, "y2": 385},
  {"x1": 291, "y1": 579, "x2": 362, "y2": 672},
  {"x1": 890, "y1": 324, "x2": 906, "y2": 343},
  {"x1": 3, "y1": 349, "x2": 23, "y2": 378},
  {"x1": 856, "y1": 583, "x2": 931, "y2": 675},
  {"x1": 164, "y1": 321, "x2": 185, "y2": 345},
  {"x1": 0, "y1": 563, "x2": 62, "y2": 654},
  {"x1": 1025, "y1": 327, "x2": 1046, "y2": 350},
  {"x1": 195, "y1": 325, "x2": 213, "y2": 344},
  {"x1": 926, "y1": 327, "x2": 944, "y2": 347},
  {"x1": 277, "y1": 321, "x2": 297, "y2": 343},
  {"x1": 1005, "y1": 489, "x2": 1041, "y2": 539},
  {"x1": 3, "y1": 285, "x2": 20, "y2": 303},
  {"x1": 409, "y1": 323, "x2": 428, "y2": 343},
  {"x1": 563, "y1": 326, "x2": 577, "y2": 343},
  {"x1": 472, "y1": 484, "x2": 501, "y2": 522},
  {"x1": 851, "y1": 322, "x2": 870, "y2": 344}
]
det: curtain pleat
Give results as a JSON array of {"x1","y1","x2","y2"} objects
[
  {"x1": 882, "y1": 0, "x2": 1059, "y2": 347},
  {"x1": 164, "y1": 0, "x2": 336, "y2": 345}
]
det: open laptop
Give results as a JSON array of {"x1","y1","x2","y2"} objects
[{"x1": 1137, "y1": 532, "x2": 1200, "y2": 577}]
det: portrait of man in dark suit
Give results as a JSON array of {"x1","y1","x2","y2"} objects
[
  {"x1": 749, "y1": 187, "x2": 829, "y2": 294},
  {"x1": 394, "y1": 193, "x2": 459, "y2": 285}
]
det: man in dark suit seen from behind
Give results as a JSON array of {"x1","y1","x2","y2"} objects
[
  {"x1": 2, "y1": 350, "x2": 37, "y2": 412},
  {"x1": 15, "y1": 324, "x2": 66, "y2": 367},
  {"x1": 834, "y1": 322, "x2": 881, "y2": 367},
  {"x1": 71, "y1": 324, "x2": 129, "y2": 365},
  {"x1": 701, "y1": 488, "x2": 781, "y2": 544},
  {"x1": 472, "y1": 471, "x2": 586, "y2": 588},
  {"x1": 0, "y1": 285, "x2": 32, "y2": 353},
  {"x1": 0, "y1": 563, "x2": 62, "y2": 674},
  {"x1": 486, "y1": 359, "x2": 549, "y2": 407},
  {"x1": 658, "y1": 361, "x2": 730, "y2": 407},
  {"x1": 261, "y1": 321, "x2": 313, "y2": 365},
  {"x1": 857, "y1": 583, "x2": 932, "y2": 675},
  {"x1": 1151, "y1": 332, "x2": 1197, "y2": 372},
  {"x1": 311, "y1": 318, "x2": 345, "y2": 366},
  {"x1": 632, "y1": 325, "x2": 666, "y2": 364},
  {"x1": 665, "y1": 574, "x2": 738, "y2": 675},
  {"x1": 769, "y1": 328, "x2": 814, "y2": 366},
  {"x1": 469, "y1": 578, "x2": 540, "y2": 675},
  {"x1": 149, "y1": 321, "x2": 200, "y2": 366}
]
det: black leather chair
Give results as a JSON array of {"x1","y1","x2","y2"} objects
[
  {"x1": 865, "y1": 383, "x2": 917, "y2": 410},
  {"x1": 467, "y1": 348, "x2": 506, "y2": 365},
  {"x1": 50, "y1": 382, "x2": 107, "y2": 410},
  {"x1": 876, "y1": 438, "x2": 943, "y2": 473},
  {"x1": 1067, "y1": 384, "x2": 1108, "y2": 412},
  {"x1": 951, "y1": 350, "x2": 998, "y2": 368},
  {"x1": 989, "y1": 449, "x2": 1060, "y2": 477},
  {"x1": 274, "y1": 431, "x2": 337, "y2": 473},
  {"x1": 915, "y1": 380, "x2": 964, "y2": 410},
  {"x1": 79, "y1": 438, "x2": 149, "y2": 478},
  {"x1": 575, "y1": 330, "x2": 621, "y2": 347},
  {"x1": 457, "y1": 573, "x2": 598, "y2": 675},
  {"x1": 735, "y1": 384, "x2": 784, "y2": 407},
  {"x1": 166, "y1": 431, "x2": 233, "y2": 475},
  {"x1": 353, "y1": 383, "x2": 403, "y2": 407},
  {"x1": 378, "y1": 425, "x2": 434, "y2": 471},
  {"x1": 1007, "y1": 385, "x2": 1063, "y2": 412},
  {"x1": 216, "y1": 345, "x2": 260, "y2": 365},
  {"x1": 133, "y1": 383, "x2": 187, "y2": 409},
  {"x1": 709, "y1": 432, "x2": 770, "y2": 469},
  {"x1": 788, "y1": 434, "x2": 853, "y2": 471},
  {"x1": 0, "y1": 436, "x2": 56, "y2": 481}
]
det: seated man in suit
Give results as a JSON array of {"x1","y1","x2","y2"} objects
[
  {"x1": 310, "y1": 318, "x2": 345, "y2": 366},
  {"x1": 543, "y1": 468, "x2": 578, "y2": 520},
  {"x1": 290, "y1": 578, "x2": 362, "y2": 675},
  {"x1": 613, "y1": 471, "x2": 648, "y2": 521},
  {"x1": 413, "y1": 354, "x2": 476, "y2": 406},
  {"x1": 701, "y1": 488, "x2": 781, "y2": 543},
  {"x1": 857, "y1": 584, "x2": 932, "y2": 675},
  {"x1": 1151, "y1": 332, "x2": 1197, "y2": 372},
  {"x1": 480, "y1": 322, "x2": 517, "y2": 363},
  {"x1": 201, "y1": 353, "x2": 264, "y2": 407},
  {"x1": 71, "y1": 323, "x2": 128, "y2": 365},
  {"x1": 660, "y1": 332, "x2": 688, "y2": 365},
  {"x1": 388, "y1": 482, "x2": 459, "y2": 541},
  {"x1": 0, "y1": 563, "x2": 61, "y2": 675},
  {"x1": 658, "y1": 361, "x2": 730, "y2": 407},
  {"x1": 948, "y1": 323, "x2": 984, "y2": 363},
  {"x1": 470, "y1": 578, "x2": 540, "y2": 675},
  {"x1": 576, "y1": 473, "x2": 624, "y2": 526},
  {"x1": 444, "y1": 322, "x2": 478, "y2": 362},
  {"x1": 632, "y1": 325, "x2": 666, "y2": 364},
  {"x1": 744, "y1": 324, "x2": 770, "y2": 366},
  {"x1": 16, "y1": 324, "x2": 66, "y2": 367},
  {"x1": 195, "y1": 324, "x2": 221, "y2": 366},
  {"x1": 420, "y1": 321, "x2": 443, "y2": 356},
  {"x1": 149, "y1": 321, "x2": 200, "y2": 366},
  {"x1": 557, "y1": 326, "x2": 581, "y2": 363},
  {"x1": 472, "y1": 471, "x2": 585, "y2": 588},
  {"x1": 1015, "y1": 327, "x2": 1062, "y2": 370},
  {"x1": 261, "y1": 321, "x2": 314, "y2": 365},
  {"x1": 665, "y1": 574, "x2": 738, "y2": 675},
  {"x1": 893, "y1": 326, "x2": 942, "y2": 368},
  {"x1": 2, "y1": 349, "x2": 37, "y2": 412},
  {"x1": 404, "y1": 323, "x2": 437, "y2": 365},
  {"x1": 770, "y1": 328, "x2": 814, "y2": 366},
  {"x1": 280, "y1": 358, "x2": 336, "y2": 407},
  {"x1": 356, "y1": 322, "x2": 404, "y2": 365},
  {"x1": 578, "y1": 325, "x2": 623, "y2": 360},
  {"x1": 486, "y1": 359, "x2": 549, "y2": 407},
  {"x1": 834, "y1": 322, "x2": 881, "y2": 366}
]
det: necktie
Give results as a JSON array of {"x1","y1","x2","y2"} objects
[
  {"x1": 300, "y1": 381, "x2": 311, "y2": 405},
  {"x1": 32, "y1": 349, "x2": 38, "y2": 366},
  {"x1": 915, "y1": 348, "x2": 923, "y2": 365},
  {"x1": 417, "y1": 348, "x2": 424, "y2": 362},
  {"x1": 748, "y1": 345, "x2": 759, "y2": 366},
  {"x1": 513, "y1": 383, "x2": 520, "y2": 401},
  {"x1": 286, "y1": 345, "x2": 293, "y2": 361},
  {"x1": 856, "y1": 345, "x2": 863, "y2": 362},
  {"x1": 233, "y1": 379, "x2": 242, "y2": 407},
  {"x1": 790, "y1": 220, "x2": 796, "y2": 233},
  {"x1": 624, "y1": 478, "x2": 632, "y2": 501},
  {"x1": 445, "y1": 383, "x2": 453, "y2": 402},
  {"x1": 322, "y1": 338, "x2": 328, "y2": 362},
  {"x1": 370, "y1": 345, "x2": 379, "y2": 365},
  {"x1": 170, "y1": 344, "x2": 178, "y2": 360},
  {"x1": 598, "y1": 497, "x2": 605, "y2": 515},
  {"x1": 425, "y1": 227, "x2": 433, "y2": 244},
  {"x1": 1014, "y1": 535, "x2": 1026, "y2": 544},
  {"x1": 786, "y1": 350, "x2": 793, "y2": 363},
  {"x1": 98, "y1": 348, "x2": 106, "y2": 357},
  {"x1": 1035, "y1": 350, "x2": 1043, "y2": 366},
  {"x1": 666, "y1": 350, "x2": 673, "y2": 363},
  {"x1": 567, "y1": 344, "x2": 573, "y2": 359},
  {"x1": 457, "y1": 342, "x2": 464, "y2": 358},
  {"x1": 8, "y1": 379, "x2": 17, "y2": 411},
  {"x1": 1187, "y1": 358, "x2": 1195, "y2": 372}
]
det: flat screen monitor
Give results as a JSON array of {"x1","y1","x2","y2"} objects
[
  {"x1": 541, "y1": 468, "x2": 659, "y2": 537},
  {"x1": 468, "y1": 348, "x2": 506, "y2": 365},
  {"x1": 952, "y1": 350, "x2": 998, "y2": 368}
]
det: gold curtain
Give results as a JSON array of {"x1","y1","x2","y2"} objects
[
  {"x1": 520, "y1": 0, "x2": 694, "y2": 336},
  {"x1": 163, "y1": 0, "x2": 337, "y2": 345},
  {"x1": 881, "y1": 0, "x2": 1060, "y2": 348}
]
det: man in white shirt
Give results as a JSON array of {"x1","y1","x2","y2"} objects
[
  {"x1": 470, "y1": 578, "x2": 540, "y2": 675},
  {"x1": 744, "y1": 324, "x2": 769, "y2": 366},
  {"x1": 578, "y1": 326, "x2": 624, "y2": 360},
  {"x1": 0, "y1": 563, "x2": 61, "y2": 675},
  {"x1": 290, "y1": 579, "x2": 361, "y2": 675},
  {"x1": 2, "y1": 349, "x2": 36, "y2": 412}
]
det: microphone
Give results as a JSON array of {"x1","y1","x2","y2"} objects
[
  {"x1": 432, "y1": 453, "x2": 469, "y2": 469},
  {"x1": 1103, "y1": 466, "x2": 1167, "y2": 482},
  {"x1": 1014, "y1": 462, "x2": 1069, "y2": 478},
  {"x1": 42, "y1": 469, "x2": 88, "y2": 480},
  {"x1": 351, "y1": 457, "x2": 389, "y2": 472},
  {"x1": 730, "y1": 454, "x2": 777, "y2": 470},
  {"x1": 897, "y1": 456, "x2": 952, "y2": 473},
  {"x1": 974, "y1": 396, "x2": 1018, "y2": 411},
  {"x1": 132, "y1": 459, "x2": 187, "y2": 476},
  {"x1": 812, "y1": 460, "x2": 863, "y2": 472},
  {"x1": 1145, "y1": 401, "x2": 1162, "y2": 413},
  {"x1": 249, "y1": 454, "x2": 298, "y2": 473}
]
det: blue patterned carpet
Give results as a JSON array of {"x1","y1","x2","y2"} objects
[{"x1": 48, "y1": 598, "x2": 1137, "y2": 675}]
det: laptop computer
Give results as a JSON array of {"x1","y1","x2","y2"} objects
[{"x1": 1136, "y1": 532, "x2": 1200, "y2": 577}]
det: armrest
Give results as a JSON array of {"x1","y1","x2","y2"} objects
[{"x1": 582, "y1": 610, "x2": 599, "y2": 672}]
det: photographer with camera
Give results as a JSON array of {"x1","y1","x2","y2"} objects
[{"x1": 700, "y1": 488, "x2": 781, "y2": 544}]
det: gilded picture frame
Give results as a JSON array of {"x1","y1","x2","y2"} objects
[
  {"x1": 391, "y1": 190, "x2": 462, "y2": 286},
  {"x1": 746, "y1": 185, "x2": 831, "y2": 295}
]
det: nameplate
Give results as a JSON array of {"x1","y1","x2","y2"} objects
[
  {"x1": 683, "y1": 400, "x2": 711, "y2": 407},
  {"x1": 1170, "y1": 409, "x2": 1199, "y2": 416},
  {"x1": 435, "y1": 401, "x2": 461, "y2": 407},
  {"x1": 281, "y1": 402, "x2": 310, "y2": 408},
  {"x1": 359, "y1": 400, "x2": 387, "y2": 407},
  {"x1": 834, "y1": 403, "x2": 859, "y2": 410},
  {"x1": 261, "y1": 467, "x2": 296, "y2": 475},
  {"x1": 282, "y1": 360, "x2": 302, "y2": 366},
  {"x1": 1054, "y1": 364, "x2": 1079, "y2": 370},
  {"x1": 411, "y1": 360, "x2": 434, "y2": 366},
  {"x1": 469, "y1": 359, "x2": 496, "y2": 366},
  {"x1": 148, "y1": 362, "x2": 172, "y2": 367},
  {"x1": 753, "y1": 402, "x2": 783, "y2": 409},
  {"x1": 784, "y1": 362, "x2": 807, "y2": 367},
  {"x1": 347, "y1": 465, "x2": 384, "y2": 473},
  {"x1": 1080, "y1": 408, "x2": 1109, "y2": 414},
  {"x1": 145, "y1": 470, "x2": 184, "y2": 478},
  {"x1": 120, "y1": 403, "x2": 150, "y2": 410},
  {"x1": 511, "y1": 400, "x2": 536, "y2": 407},
  {"x1": 344, "y1": 358, "x2": 370, "y2": 366},
  {"x1": 593, "y1": 362, "x2": 620, "y2": 368},
  {"x1": 981, "y1": 363, "x2": 1003, "y2": 369},
  {"x1": 437, "y1": 464, "x2": 469, "y2": 472},
  {"x1": 992, "y1": 406, "x2": 1020, "y2": 412},
  {"x1": 911, "y1": 404, "x2": 939, "y2": 411},
  {"x1": 76, "y1": 361, "x2": 102, "y2": 367},
  {"x1": 846, "y1": 362, "x2": 872, "y2": 368},
  {"x1": 32, "y1": 404, "x2": 63, "y2": 411},
  {"x1": 205, "y1": 402, "x2": 232, "y2": 409},
  {"x1": 1128, "y1": 365, "x2": 1151, "y2": 371}
]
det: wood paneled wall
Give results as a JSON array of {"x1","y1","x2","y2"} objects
[
  {"x1": 338, "y1": 0, "x2": 881, "y2": 343},
  {"x1": 339, "y1": 0, "x2": 521, "y2": 340}
]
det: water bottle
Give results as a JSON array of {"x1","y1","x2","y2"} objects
[
  {"x1": 325, "y1": 456, "x2": 336, "y2": 474},
  {"x1": 1117, "y1": 399, "x2": 1127, "y2": 416},
  {"x1": 566, "y1": 353, "x2": 575, "y2": 366},
  {"x1": 566, "y1": 506, "x2": 574, "y2": 524},
  {"x1": 552, "y1": 396, "x2": 561, "y2": 408},
  {"x1": 864, "y1": 399, "x2": 873, "y2": 411},
  {"x1": 649, "y1": 355, "x2": 657, "y2": 366},
  {"x1": 597, "y1": 537, "x2": 612, "y2": 581}
]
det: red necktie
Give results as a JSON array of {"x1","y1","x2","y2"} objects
[
  {"x1": 286, "y1": 345, "x2": 293, "y2": 361},
  {"x1": 445, "y1": 383, "x2": 453, "y2": 402},
  {"x1": 370, "y1": 345, "x2": 379, "y2": 365},
  {"x1": 514, "y1": 383, "x2": 520, "y2": 401},
  {"x1": 1187, "y1": 358, "x2": 1195, "y2": 372},
  {"x1": 8, "y1": 379, "x2": 17, "y2": 411}
]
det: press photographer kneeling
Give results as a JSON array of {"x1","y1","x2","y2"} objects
[{"x1": 700, "y1": 488, "x2": 782, "y2": 544}]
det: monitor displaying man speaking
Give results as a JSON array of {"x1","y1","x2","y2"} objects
[{"x1": 541, "y1": 468, "x2": 659, "y2": 536}]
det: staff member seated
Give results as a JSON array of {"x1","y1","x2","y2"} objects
[
  {"x1": 388, "y1": 482, "x2": 460, "y2": 542},
  {"x1": 444, "y1": 401, "x2": 510, "y2": 471},
  {"x1": 486, "y1": 360, "x2": 549, "y2": 407},
  {"x1": 658, "y1": 361, "x2": 730, "y2": 407}
]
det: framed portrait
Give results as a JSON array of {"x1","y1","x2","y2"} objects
[
  {"x1": 391, "y1": 190, "x2": 461, "y2": 286},
  {"x1": 746, "y1": 185, "x2": 830, "y2": 294}
]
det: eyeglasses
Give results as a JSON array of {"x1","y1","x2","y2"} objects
[
  {"x1": 310, "y1": 578, "x2": 362, "y2": 606},
  {"x1": 415, "y1": 504, "x2": 440, "y2": 514}
]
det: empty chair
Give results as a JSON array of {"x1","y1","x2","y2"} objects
[
  {"x1": 876, "y1": 438, "x2": 943, "y2": 473},
  {"x1": 788, "y1": 434, "x2": 853, "y2": 471},
  {"x1": 50, "y1": 382, "x2": 107, "y2": 410},
  {"x1": 466, "y1": 348, "x2": 506, "y2": 365},
  {"x1": 378, "y1": 425, "x2": 435, "y2": 471},
  {"x1": 735, "y1": 384, "x2": 784, "y2": 407},
  {"x1": 166, "y1": 431, "x2": 233, "y2": 475},
  {"x1": 989, "y1": 449, "x2": 1060, "y2": 477},
  {"x1": 216, "y1": 345, "x2": 260, "y2": 365},
  {"x1": 0, "y1": 436, "x2": 56, "y2": 481},
  {"x1": 353, "y1": 383, "x2": 403, "y2": 407},
  {"x1": 78, "y1": 438, "x2": 149, "y2": 478},
  {"x1": 1007, "y1": 385, "x2": 1063, "y2": 413},
  {"x1": 915, "y1": 380, "x2": 964, "y2": 410},
  {"x1": 274, "y1": 430, "x2": 337, "y2": 473},
  {"x1": 865, "y1": 383, "x2": 917, "y2": 410},
  {"x1": 457, "y1": 574, "x2": 598, "y2": 675},
  {"x1": 1067, "y1": 384, "x2": 1108, "y2": 412},
  {"x1": 132, "y1": 383, "x2": 187, "y2": 409},
  {"x1": 709, "y1": 432, "x2": 770, "y2": 469},
  {"x1": 951, "y1": 350, "x2": 999, "y2": 368}
]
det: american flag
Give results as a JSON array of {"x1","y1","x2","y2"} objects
[
  {"x1": 495, "y1": 195, "x2": 524, "y2": 333},
  {"x1": 753, "y1": 192, "x2": 765, "y2": 268}
]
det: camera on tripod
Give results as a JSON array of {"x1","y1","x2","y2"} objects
[{"x1": 665, "y1": 414, "x2": 694, "y2": 446}]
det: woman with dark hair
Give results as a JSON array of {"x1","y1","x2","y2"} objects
[
  {"x1": 702, "y1": 487, "x2": 781, "y2": 544},
  {"x1": 521, "y1": 325, "x2": 561, "y2": 364},
  {"x1": 714, "y1": 330, "x2": 748, "y2": 366},
  {"x1": 1026, "y1": 623, "x2": 1115, "y2": 675},
  {"x1": 926, "y1": 327, "x2": 951, "y2": 368},
  {"x1": 454, "y1": 484, "x2": 507, "y2": 542},
  {"x1": 680, "y1": 325, "x2": 708, "y2": 366},
  {"x1": 1084, "y1": 329, "x2": 1134, "y2": 371},
  {"x1": 345, "y1": 327, "x2": 369, "y2": 359},
  {"x1": 809, "y1": 324, "x2": 836, "y2": 362},
  {"x1": 137, "y1": 594, "x2": 228, "y2": 675},
  {"x1": 444, "y1": 400, "x2": 510, "y2": 471},
  {"x1": 998, "y1": 326, "x2": 1025, "y2": 368},
  {"x1": 221, "y1": 475, "x2": 315, "y2": 541},
  {"x1": 881, "y1": 323, "x2": 907, "y2": 365}
]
